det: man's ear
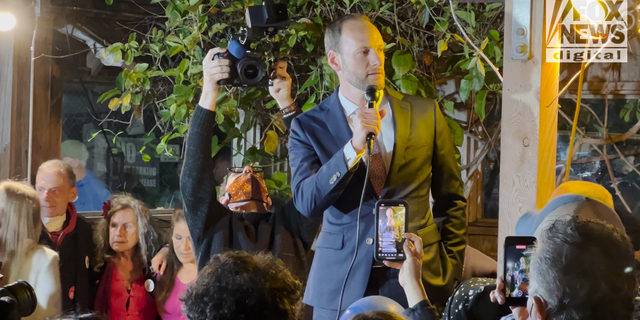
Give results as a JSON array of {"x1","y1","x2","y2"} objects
[
  {"x1": 69, "y1": 186, "x2": 78, "y2": 203},
  {"x1": 530, "y1": 295, "x2": 548, "y2": 320},
  {"x1": 327, "y1": 50, "x2": 342, "y2": 73}
]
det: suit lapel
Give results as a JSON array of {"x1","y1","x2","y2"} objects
[
  {"x1": 382, "y1": 92, "x2": 411, "y2": 198},
  {"x1": 324, "y1": 89, "x2": 353, "y2": 150}
]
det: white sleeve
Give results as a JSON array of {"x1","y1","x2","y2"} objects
[
  {"x1": 343, "y1": 139, "x2": 364, "y2": 170},
  {"x1": 27, "y1": 251, "x2": 62, "y2": 320}
]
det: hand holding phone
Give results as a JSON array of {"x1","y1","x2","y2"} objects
[
  {"x1": 374, "y1": 200, "x2": 408, "y2": 262},
  {"x1": 502, "y1": 236, "x2": 536, "y2": 306}
]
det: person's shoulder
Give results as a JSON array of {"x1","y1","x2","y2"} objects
[
  {"x1": 292, "y1": 93, "x2": 337, "y2": 125},
  {"x1": 31, "y1": 245, "x2": 60, "y2": 266}
]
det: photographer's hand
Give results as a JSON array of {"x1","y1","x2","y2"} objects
[
  {"x1": 199, "y1": 48, "x2": 231, "y2": 111},
  {"x1": 268, "y1": 61, "x2": 294, "y2": 108}
]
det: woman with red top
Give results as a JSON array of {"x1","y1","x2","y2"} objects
[
  {"x1": 154, "y1": 209, "x2": 196, "y2": 320},
  {"x1": 93, "y1": 194, "x2": 161, "y2": 320}
]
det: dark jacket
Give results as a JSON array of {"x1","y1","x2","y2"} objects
[
  {"x1": 180, "y1": 106, "x2": 319, "y2": 281},
  {"x1": 39, "y1": 203, "x2": 99, "y2": 313}
]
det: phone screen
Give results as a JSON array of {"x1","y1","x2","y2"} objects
[
  {"x1": 376, "y1": 203, "x2": 407, "y2": 261},
  {"x1": 504, "y1": 241, "x2": 535, "y2": 299}
]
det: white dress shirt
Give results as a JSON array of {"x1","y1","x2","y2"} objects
[{"x1": 339, "y1": 88, "x2": 395, "y2": 172}]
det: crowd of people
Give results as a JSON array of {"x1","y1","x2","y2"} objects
[{"x1": 0, "y1": 12, "x2": 639, "y2": 320}]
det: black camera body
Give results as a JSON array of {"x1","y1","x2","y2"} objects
[
  {"x1": 213, "y1": 51, "x2": 269, "y2": 87},
  {"x1": 0, "y1": 279, "x2": 37, "y2": 320},
  {"x1": 213, "y1": 0, "x2": 289, "y2": 87}
]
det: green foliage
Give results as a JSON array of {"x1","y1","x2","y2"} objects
[{"x1": 102, "y1": 0, "x2": 504, "y2": 193}]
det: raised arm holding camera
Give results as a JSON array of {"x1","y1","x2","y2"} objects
[{"x1": 171, "y1": 46, "x2": 318, "y2": 285}]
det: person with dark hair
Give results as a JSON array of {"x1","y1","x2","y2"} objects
[
  {"x1": 181, "y1": 251, "x2": 302, "y2": 320},
  {"x1": 161, "y1": 48, "x2": 320, "y2": 284},
  {"x1": 491, "y1": 200, "x2": 638, "y2": 320},
  {"x1": 288, "y1": 13, "x2": 466, "y2": 318},
  {"x1": 36, "y1": 159, "x2": 99, "y2": 313},
  {"x1": 93, "y1": 194, "x2": 162, "y2": 320},
  {"x1": 155, "y1": 210, "x2": 196, "y2": 320}
]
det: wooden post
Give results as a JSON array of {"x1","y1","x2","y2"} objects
[
  {"x1": 0, "y1": 0, "x2": 60, "y2": 183},
  {"x1": 498, "y1": 0, "x2": 560, "y2": 270}
]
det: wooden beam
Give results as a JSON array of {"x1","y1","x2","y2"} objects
[{"x1": 499, "y1": 0, "x2": 554, "y2": 272}]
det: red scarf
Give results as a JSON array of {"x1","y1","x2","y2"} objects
[{"x1": 48, "y1": 203, "x2": 78, "y2": 249}]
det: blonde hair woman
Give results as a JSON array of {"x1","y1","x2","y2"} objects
[
  {"x1": 0, "y1": 180, "x2": 61, "y2": 320},
  {"x1": 93, "y1": 193, "x2": 161, "y2": 320}
]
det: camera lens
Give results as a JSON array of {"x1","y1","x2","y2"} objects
[
  {"x1": 0, "y1": 281, "x2": 37, "y2": 317},
  {"x1": 237, "y1": 57, "x2": 266, "y2": 86}
]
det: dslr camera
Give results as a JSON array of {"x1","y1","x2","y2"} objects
[
  {"x1": 213, "y1": 0, "x2": 289, "y2": 87},
  {"x1": 0, "y1": 279, "x2": 37, "y2": 320}
]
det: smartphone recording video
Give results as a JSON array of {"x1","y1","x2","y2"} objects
[
  {"x1": 374, "y1": 200, "x2": 408, "y2": 262},
  {"x1": 503, "y1": 236, "x2": 536, "y2": 305}
]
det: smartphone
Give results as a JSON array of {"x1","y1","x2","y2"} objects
[
  {"x1": 374, "y1": 200, "x2": 408, "y2": 262},
  {"x1": 503, "y1": 236, "x2": 536, "y2": 306}
]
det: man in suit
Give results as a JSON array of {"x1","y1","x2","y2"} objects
[{"x1": 288, "y1": 14, "x2": 467, "y2": 319}]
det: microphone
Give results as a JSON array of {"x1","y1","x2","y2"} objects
[{"x1": 364, "y1": 85, "x2": 381, "y2": 152}]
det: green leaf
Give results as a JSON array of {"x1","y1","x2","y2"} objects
[
  {"x1": 175, "y1": 104, "x2": 188, "y2": 121},
  {"x1": 437, "y1": 39, "x2": 448, "y2": 57},
  {"x1": 395, "y1": 74, "x2": 419, "y2": 95},
  {"x1": 169, "y1": 45, "x2": 184, "y2": 57},
  {"x1": 265, "y1": 100, "x2": 278, "y2": 109},
  {"x1": 489, "y1": 30, "x2": 500, "y2": 42},
  {"x1": 131, "y1": 93, "x2": 143, "y2": 106},
  {"x1": 460, "y1": 76, "x2": 474, "y2": 102},
  {"x1": 443, "y1": 100, "x2": 455, "y2": 115},
  {"x1": 105, "y1": 0, "x2": 113, "y2": 5},
  {"x1": 177, "y1": 59, "x2": 190, "y2": 73},
  {"x1": 476, "y1": 59, "x2": 486, "y2": 76},
  {"x1": 165, "y1": 35, "x2": 182, "y2": 46},
  {"x1": 156, "y1": 142, "x2": 166, "y2": 155},
  {"x1": 474, "y1": 90, "x2": 488, "y2": 120},
  {"x1": 288, "y1": 33, "x2": 298, "y2": 47},
  {"x1": 445, "y1": 118, "x2": 464, "y2": 147},
  {"x1": 392, "y1": 50, "x2": 414, "y2": 77},
  {"x1": 133, "y1": 63, "x2": 149, "y2": 73},
  {"x1": 455, "y1": 10, "x2": 476, "y2": 28},
  {"x1": 494, "y1": 46, "x2": 502, "y2": 62},
  {"x1": 211, "y1": 135, "x2": 221, "y2": 158},
  {"x1": 159, "y1": 110, "x2": 171, "y2": 122},
  {"x1": 302, "y1": 93, "x2": 317, "y2": 112},
  {"x1": 272, "y1": 171, "x2": 287, "y2": 184},
  {"x1": 486, "y1": 3, "x2": 503, "y2": 11},
  {"x1": 298, "y1": 72, "x2": 319, "y2": 94},
  {"x1": 112, "y1": 50, "x2": 122, "y2": 63},
  {"x1": 142, "y1": 154, "x2": 151, "y2": 162},
  {"x1": 481, "y1": 37, "x2": 489, "y2": 51},
  {"x1": 434, "y1": 19, "x2": 449, "y2": 33},
  {"x1": 420, "y1": 6, "x2": 430, "y2": 27},
  {"x1": 97, "y1": 88, "x2": 121, "y2": 104},
  {"x1": 124, "y1": 50, "x2": 134, "y2": 65}
]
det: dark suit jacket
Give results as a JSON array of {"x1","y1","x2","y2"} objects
[{"x1": 288, "y1": 88, "x2": 467, "y2": 310}]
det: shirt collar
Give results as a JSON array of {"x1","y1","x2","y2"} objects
[{"x1": 338, "y1": 87, "x2": 387, "y2": 117}]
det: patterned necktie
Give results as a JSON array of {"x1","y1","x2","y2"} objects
[{"x1": 369, "y1": 139, "x2": 387, "y2": 196}]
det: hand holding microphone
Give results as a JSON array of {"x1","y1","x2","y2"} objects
[{"x1": 351, "y1": 86, "x2": 386, "y2": 154}]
